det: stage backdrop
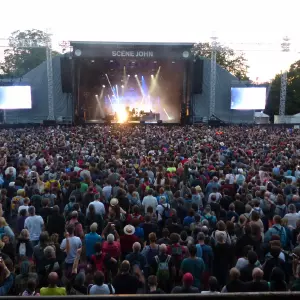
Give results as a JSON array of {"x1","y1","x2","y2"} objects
[
  {"x1": 5, "y1": 56, "x2": 73, "y2": 124},
  {"x1": 4, "y1": 54, "x2": 254, "y2": 124}
]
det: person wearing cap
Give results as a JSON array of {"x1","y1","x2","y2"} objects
[
  {"x1": 171, "y1": 272, "x2": 199, "y2": 293},
  {"x1": 86, "y1": 193, "x2": 105, "y2": 217},
  {"x1": 85, "y1": 223, "x2": 102, "y2": 260}
]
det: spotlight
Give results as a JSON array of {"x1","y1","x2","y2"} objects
[
  {"x1": 102, "y1": 85, "x2": 105, "y2": 88},
  {"x1": 154, "y1": 61, "x2": 157, "y2": 63},
  {"x1": 172, "y1": 61, "x2": 175, "y2": 64},
  {"x1": 121, "y1": 85, "x2": 124, "y2": 88},
  {"x1": 151, "y1": 74, "x2": 154, "y2": 78},
  {"x1": 135, "y1": 74, "x2": 138, "y2": 77},
  {"x1": 128, "y1": 75, "x2": 130, "y2": 77},
  {"x1": 91, "y1": 60, "x2": 95, "y2": 63},
  {"x1": 95, "y1": 94, "x2": 98, "y2": 96},
  {"x1": 110, "y1": 60, "x2": 114, "y2": 62}
]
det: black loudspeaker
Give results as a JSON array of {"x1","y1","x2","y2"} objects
[
  {"x1": 157, "y1": 120, "x2": 163, "y2": 124},
  {"x1": 140, "y1": 121, "x2": 146, "y2": 124},
  {"x1": 208, "y1": 120, "x2": 221, "y2": 126},
  {"x1": 43, "y1": 120, "x2": 56, "y2": 126},
  {"x1": 60, "y1": 57, "x2": 72, "y2": 93},
  {"x1": 192, "y1": 59, "x2": 204, "y2": 94}
]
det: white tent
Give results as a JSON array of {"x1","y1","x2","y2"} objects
[{"x1": 254, "y1": 112, "x2": 269, "y2": 124}]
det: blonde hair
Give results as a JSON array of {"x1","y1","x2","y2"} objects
[
  {"x1": 20, "y1": 229, "x2": 29, "y2": 239},
  {"x1": 0, "y1": 217, "x2": 8, "y2": 227}
]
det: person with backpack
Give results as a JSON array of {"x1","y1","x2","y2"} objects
[
  {"x1": 167, "y1": 233, "x2": 187, "y2": 283},
  {"x1": 125, "y1": 242, "x2": 146, "y2": 273},
  {"x1": 16, "y1": 229, "x2": 33, "y2": 260},
  {"x1": 151, "y1": 244, "x2": 175, "y2": 293},
  {"x1": 64, "y1": 196, "x2": 76, "y2": 219},
  {"x1": 264, "y1": 215, "x2": 287, "y2": 249},
  {"x1": 180, "y1": 244, "x2": 205, "y2": 290},
  {"x1": 197, "y1": 232, "x2": 214, "y2": 289},
  {"x1": 156, "y1": 196, "x2": 171, "y2": 223},
  {"x1": 141, "y1": 232, "x2": 160, "y2": 275},
  {"x1": 66, "y1": 211, "x2": 84, "y2": 239},
  {"x1": 235, "y1": 170, "x2": 245, "y2": 188},
  {"x1": 201, "y1": 206, "x2": 217, "y2": 233}
]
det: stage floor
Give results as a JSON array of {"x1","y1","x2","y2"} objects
[{"x1": 85, "y1": 119, "x2": 178, "y2": 125}]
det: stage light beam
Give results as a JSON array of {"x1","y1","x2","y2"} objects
[
  {"x1": 102, "y1": 85, "x2": 105, "y2": 88},
  {"x1": 163, "y1": 108, "x2": 172, "y2": 120}
]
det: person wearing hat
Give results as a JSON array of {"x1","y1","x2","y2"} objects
[
  {"x1": 171, "y1": 272, "x2": 199, "y2": 293},
  {"x1": 120, "y1": 225, "x2": 139, "y2": 257}
]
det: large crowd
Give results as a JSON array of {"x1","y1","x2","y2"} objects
[{"x1": 0, "y1": 124, "x2": 300, "y2": 295}]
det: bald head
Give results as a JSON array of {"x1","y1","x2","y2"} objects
[
  {"x1": 133, "y1": 242, "x2": 141, "y2": 252},
  {"x1": 48, "y1": 272, "x2": 58, "y2": 286},
  {"x1": 252, "y1": 267, "x2": 264, "y2": 280},
  {"x1": 159, "y1": 243, "x2": 167, "y2": 253}
]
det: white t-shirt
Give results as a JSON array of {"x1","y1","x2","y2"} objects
[
  {"x1": 284, "y1": 213, "x2": 300, "y2": 229},
  {"x1": 225, "y1": 174, "x2": 235, "y2": 184},
  {"x1": 142, "y1": 195, "x2": 158, "y2": 213},
  {"x1": 24, "y1": 215, "x2": 44, "y2": 241},
  {"x1": 86, "y1": 200, "x2": 105, "y2": 216},
  {"x1": 18, "y1": 205, "x2": 29, "y2": 215}
]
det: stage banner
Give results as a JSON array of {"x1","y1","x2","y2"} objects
[{"x1": 71, "y1": 42, "x2": 192, "y2": 59}]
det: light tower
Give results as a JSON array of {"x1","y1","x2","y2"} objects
[
  {"x1": 279, "y1": 36, "x2": 290, "y2": 123},
  {"x1": 209, "y1": 34, "x2": 218, "y2": 118},
  {"x1": 45, "y1": 29, "x2": 54, "y2": 120}
]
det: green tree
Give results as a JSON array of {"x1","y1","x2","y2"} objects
[
  {"x1": 192, "y1": 42, "x2": 249, "y2": 80},
  {"x1": 0, "y1": 29, "x2": 60, "y2": 77},
  {"x1": 265, "y1": 60, "x2": 300, "y2": 116}
]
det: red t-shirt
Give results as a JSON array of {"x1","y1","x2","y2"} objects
[
  {"x1": 120, "y1": 235, "x2": 139, "y2": 254},
  {"x1": 102, "y1": 241, "x2": 121, "y2": 259}
]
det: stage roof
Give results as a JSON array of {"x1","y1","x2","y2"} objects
[{"x1": 70, "y1": 41, "x2": 194, "y2": 48}]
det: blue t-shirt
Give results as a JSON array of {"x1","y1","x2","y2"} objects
[
  {"x1": 134, "y1": 227, "x2": 144, "y2": 239},
  {"x1": 181, "y1": 257, "x2": 205, "y2": 288},
  {"x1": 60, "y1": 236, "x2": 82, "y2": 264},
  {"x1": 85, "y1": 232, "x2": 102, "y2": 258}
]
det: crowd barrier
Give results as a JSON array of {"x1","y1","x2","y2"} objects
[{"x1": 3, "y1": 293, "x2": 300, "y2": 299}]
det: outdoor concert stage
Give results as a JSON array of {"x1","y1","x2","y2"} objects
[{"x1": 68, "y1": 41, "x2": 195, "y2": 124}]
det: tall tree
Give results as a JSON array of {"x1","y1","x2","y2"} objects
[
  {"x1": 265, "y1": 60, "x2": 300, "y2": 116},
  {"x1": 192, "y1": 42, "x2": 249, "y2": 80},
  {"x1": 0, "y1": 29, "x2": 59, "y2": 78}
]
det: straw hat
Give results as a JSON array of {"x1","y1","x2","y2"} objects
[
  {"x1": 124, "y1": 225, "x2": 135, "y2": 236},
  {"x1": 110, "y1": 198, "x2": 119, "y2": 207}
]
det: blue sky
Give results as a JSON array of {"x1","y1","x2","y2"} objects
[{"x1": 0, "y1": 0, "x2": 299, "y2": 81}]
